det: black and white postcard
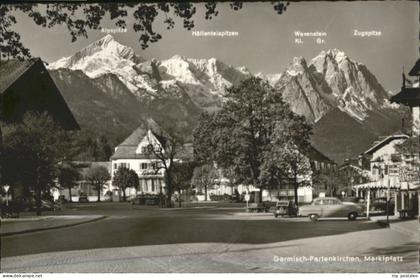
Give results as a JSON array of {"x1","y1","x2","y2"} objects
[{"x1": 0, "y1": 1, "x2": 418, "y2": 276}]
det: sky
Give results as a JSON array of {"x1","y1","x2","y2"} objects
[{"x1": 10, "y1": 1, "x2": 419, "y2": 93}]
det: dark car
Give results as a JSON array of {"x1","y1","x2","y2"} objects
[
  {"x1": 131, "y1": 195, "x2": 146, "y2": 205},
  {"x1": 273, "y1": 200, "x2": 297, "y2": 218},
  {"x1": 78, "y1": 193, "x2": 89, "y2": 203},
  {"x1": 371, "y1": 197, "x2": 395, "y2": 214},
  {"x1": 132, "y1": 194, "x2": 161, "y2": 206},
  {"x1": 145, "y1": 197, "x2": 160, "y2": 206},
  {"x1": 5, "y1": 196, "x2": 61, "y2": 213},
  {"x1": 342, "y1": 197, "x2": 367, "y2": 214}
]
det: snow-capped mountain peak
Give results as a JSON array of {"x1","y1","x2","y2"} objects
[
  {"x1": 48, "y1": 34, "x2": 143, "y2": 77},
  {"x1": 48, "y1": 38, "x2": 393, "y2": 123},
  {"x1": 48, "y1": 35, "x2": 157, "y2": 98}
]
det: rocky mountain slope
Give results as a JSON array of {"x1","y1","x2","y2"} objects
[
  {"x1": 48, "y1": 35, "x2": 404, "y2": 164},
  {"x1": 273, "y1": 49, "x2": 393, "y2": 123}
]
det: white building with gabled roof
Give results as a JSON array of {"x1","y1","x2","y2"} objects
[
  {"x1": 110, "y1": 126, "x2": 167, "y2": 196},
  {"x1": 110, "y1": 120, "x2": 193, "y2": 197}
]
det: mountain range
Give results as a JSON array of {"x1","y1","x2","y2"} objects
[{"x1": 47, "y1": 34, "x2": 407, "y2": 164}]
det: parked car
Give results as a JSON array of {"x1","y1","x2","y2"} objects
[
  {"x1": 342, "y1": 196, "x2": 367, "y2": 214},
  {"x1": 371, "y1": 197, "x2": 395, "y2": 214},
  {"x1": 78, "y1": 193, "x2": 89, "y2": 203},
  {"x1": 272, "y1": 200, "x2": 297, "y2": 218},
  {"x1": 298, "y1": 197, "x2": 364, "y2": 221},
  {"x1": 131, "y1": 195, "x2": 145, "y2": 205},
  {"x1": 2, "y1": 197, "x2": 61, "y2": 212},
  {"x1": 131, "y1": 194, "x2": 161, "y2": 206}
]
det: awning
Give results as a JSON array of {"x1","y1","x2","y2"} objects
[{"x1": 353, "y1": 177, "x2": 420, "y2": 190}]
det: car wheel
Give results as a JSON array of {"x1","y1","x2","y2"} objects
[
  {"x1": 348, "y1": 212, "x2": 357, "y2": 221},
  {"x1": 309, "y1": 214, "x2": 319, "y2": 222},
  {"x1": 274, "y1": 214, "x2": 278, "y2": 218}
]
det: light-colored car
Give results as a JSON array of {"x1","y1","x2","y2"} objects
[{"x1": 298, "y1": 197, "x2": 363, "y2": 221}]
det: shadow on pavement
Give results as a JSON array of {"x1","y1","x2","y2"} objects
[
  {"x1": 362, "y1": 242, "x2": 419, "y2": 263},
  {"x1": 2, "y1": 213, "x2": 385, "y2": 258}
]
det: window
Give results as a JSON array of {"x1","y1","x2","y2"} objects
[
  {"x1": 326, "y1": 199, "x2": 340, "y2": 205},
  {"x1": 141, "y1": 146, "x2": 148, "y2": 153},
  {"x1": 144, "y1": 180, "x2": 149, "y2": 192},
  {"x1": 119, "y1": 163, "x2": 129, "y2": 169},
  {"x1": 314, "y1": 199, "x2": 323, "y2": 205},
  {"x1": 151, "y1": 179, "x2": 155, "y2": 192},
  {"x1": 141, "y1": 163, "x2": 148, "y2": 170}
]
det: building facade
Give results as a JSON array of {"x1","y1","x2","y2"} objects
[{"x1": 110, "y1": 126, "x2": 169, "y2": 197}]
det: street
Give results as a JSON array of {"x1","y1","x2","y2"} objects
[{"x1": 1, "y1": 203, "x2": 418, "y2": 272}]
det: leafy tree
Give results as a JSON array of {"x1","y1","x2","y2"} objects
[
  {"x1": 146, "y1": 128, "x2": 186, "y2": 208},
  {"x1": 2, "y1": 111, "x2": 69, "y2": 215},
  {"x1": 85, "y1": 165, "x2": 111, "y2": 202},
  {"x1": 262, "y1": 140, "x2": 312, "y2": 208},
  {"x1": 191, "y1": 164, "x2": 219, "y2": 201},
  {"x1": 112, "y1": 166, "x2": 139, "y2": 202},
  {"x1": 312, "y1": 167, "x2": 340, "y2": 197},
  {"x1": 170, "y1": 161, "x2": 197, "y2": 206},
  {"x1": 67, "y1": 131, "x2": 115, "y2": 162},
  {"x1": 194, "y1": 77, "x2": 312, "y2": 203},
  {"x1": 395, "y1": 136, "x2": 420, "y2": 182},
  {"x1": 172, "y1": 161, "x2": 196, "y2": 192},
  {"x1": 98, "y1": 135, "x2": 113, "y2": 161},
  {"x1": 57, "y1": 162, "x2": 81, "y2": 202},
  {"x1": 0, "y1": 2, "x2": 289, "y2": 60}
]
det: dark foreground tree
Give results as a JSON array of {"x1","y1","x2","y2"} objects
[
  {"x1": 260, "y1": 117, "x2": 313, "y2": 208},
  {"x1": 112, "y1": 167, "x2": 139, "y2": 202},
  {"x1": 57, "y1": 162, "x2": 81, "y2": 202},
  {"x1": 146, "y1": 128, "x2": 186, "y2": 208},
  {"x1": 0, "y1": 2, "x2": 289, "y2": 60},
  {"x1": 395, "y1": 135, "x2": 420, "y2": 183},
  {"x1": 191, "y1": 164, "x2": 218, "y2": 201},
  {"x1": 194, "y1": 77, "x2": 312, "y2": 204},
  {"x1": 85, "y1": 165, "x2": 111, "y2": 202},
  {"x1": 172, "y1": 161, "x2": 197, "y2": 202},
  {"x1": 2, "y1": 112, "x2": 69, "y2": 215}
]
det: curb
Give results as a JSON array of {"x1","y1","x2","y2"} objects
[
  {"x1": 0, "y1": 215, "x2": 107, "y2": 237},
  {"x1": 388, "y1": 222, "x2": 419, "y2": 238},
  {"x1": 372, "y1": 219, "x2": 418, "y2": 238}
]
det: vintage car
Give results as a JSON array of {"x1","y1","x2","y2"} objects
[
  {"x1": 298, "y1": 197, "x2": 364, "y2": 221},
  {"x1": 371, "y1": 197, "x2": 395, "y2": 214},
  {"x1": 273, "y1": 200, "x2": 297, "y2": 218}
]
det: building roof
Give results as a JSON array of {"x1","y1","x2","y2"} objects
[
  {"x1": 390, "y1": 87, "x2": 420, "y2": 106},
  {"x1": 363, "y1": 134, "x2": 409, "y2": 155},
  {"x1": 305, "y1": 145, "x2": 335, "y2": 164},
  {"x1": 73, "y1": 161, "x2": 112, "y2": 176},
  {"x1": 0, "y1": 59, "x2": 36, "y2": 95},
  {"x1": 408, "y1": 58, "x2": 420, "y2": 76},
  {"x1": 111, "y1": 120, "x2": 193, "y2": 160},
  {"x1": 339, "y1": 163, "x2": 363, "y2": 172},
  {"x1": 353, "y1": 179, "x2": 419, "y2": 190},
  {"x1": 0, "y1": 58, "x2": 79, "y2": 130}
]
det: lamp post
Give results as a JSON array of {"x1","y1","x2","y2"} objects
[
  {"x1": 386, "y1": 177, "x2": 391, "y2": 224},
  {"x1": 3, "y1": 184, "x2": 10, "y2": 207},
  {"x1": 378, "y1": 162, "x2": 390, "y2": 225}
]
